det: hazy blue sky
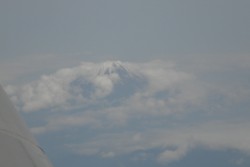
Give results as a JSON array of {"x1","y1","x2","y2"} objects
[
  {"x1": 1, "y1": 0, "x2": 250, "y2": 82},
  {"x1": 1, "y1": 0, "x2": 250, "y2": 167}
]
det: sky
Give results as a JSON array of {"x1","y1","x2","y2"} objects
[{"x1": 1, "y1": 0, "x2": 250, "y2": 167}]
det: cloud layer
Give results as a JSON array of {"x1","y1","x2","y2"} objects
[
  {"x1": 6, "y1": 60, "x2": 250, "y2": 164},
  {"x1": 7, "y1": 60, "x2": 199, "y2": 114},
  {"x1": 68, "y1": 121, "x2": 250, "y2": 164}
]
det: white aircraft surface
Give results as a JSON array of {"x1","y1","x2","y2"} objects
[{"x1": 0, "y1": 85, "x2": 53, "y2": 167}]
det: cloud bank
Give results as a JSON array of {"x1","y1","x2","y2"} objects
[
  {"x1": 6, "y1": 60, "x2": 250, "y2": 164},
  {"x1": 7, "y1": 60, "x2": 196, "y2": 113},
  {"x1": 68, "y1": 121, "x2": 250, "y2": 164}
]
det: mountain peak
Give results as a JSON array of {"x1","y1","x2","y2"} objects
[{"x1": 97, "y1": 61, "x2": 129, "y2": 76}]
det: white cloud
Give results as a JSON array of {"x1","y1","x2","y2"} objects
[
  {"x1": 157, "y1": 145, "x2": 188, "y2": 164},
  {"x1": 7, "y1": 60, "x2": 198, "y2": 114},
  {"x1": 67, "y1": 121, "x2": 250, "y2": 164},
  {"x1": 5, "y1": 60, "x2": 250, "y2": 164}
]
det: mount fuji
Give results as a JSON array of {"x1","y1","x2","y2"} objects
[{"x1": 70, "y1": 61, "x2": 146, "y2": 103}]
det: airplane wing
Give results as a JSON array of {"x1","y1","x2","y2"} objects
[{"x1": 0, "y1": 85, "x2": 54, "y2": 167}]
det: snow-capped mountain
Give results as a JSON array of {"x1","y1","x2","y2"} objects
[
  {"x1": 97, "y1": 61, "x2": 130, "y2": 76},
  {"x1": 70, "y1": 61, "x2": 146, "y2": 102}
]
